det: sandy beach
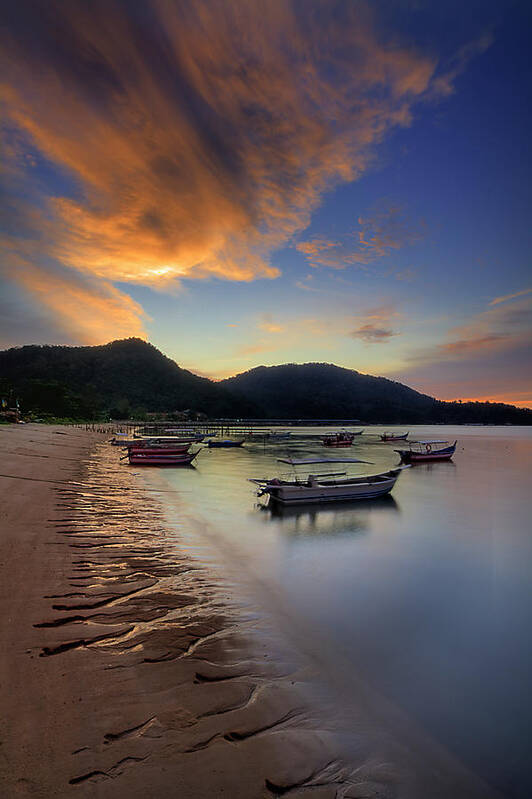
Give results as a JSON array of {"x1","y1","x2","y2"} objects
[{"x1": 0, "y1": 424, "x2": 504, "y2": 798}]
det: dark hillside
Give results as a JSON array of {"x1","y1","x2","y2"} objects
[
  {"x1": 221, "y1": 363, "x2": 532, "y2": 424},
  {"x1": 0, "y1": 338, "x2": 257, "y2": 419},
  {"x1": 1, "y1": 341, "x2": 530, "y2": 423}
]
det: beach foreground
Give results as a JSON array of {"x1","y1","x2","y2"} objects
[{"x1": 0, "y1": 424, "x2": 503, "y2": 798}]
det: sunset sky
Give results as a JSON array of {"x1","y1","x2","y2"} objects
[{"x1": 1, "y1": 0, "x2": 531, "y2": 407}]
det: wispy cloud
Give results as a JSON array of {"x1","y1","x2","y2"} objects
[
  {"x1": 394, "y1": 267, "x2": 417, "y2": 282},
  {"x1": 430, "y1": 32, "x2": 494, "y2": 98},
  {"x1": 489, "y1": 287, "x2": 532, "y2": 306},
  {"x1": 258, "y1": 314, "x2": 284, "y2": 334},
  {"x1": 351, "y1": 324, "x2": 396, "y2": 342},
  {"x1": 1, "y1": 1, "x2": 478, "y2": 342},
  {"x1": 296, "y1": 202, "x2": 425, "y2": 270},
  {"x1": 349, "y1": 303, "x2": 400, "y2": 344},
  {"x1": 398, "y1": 295, "x2": 532, "y2": 406},
  {"x1": 434, "y1": 298, "x2": 532, "y2": 359}
]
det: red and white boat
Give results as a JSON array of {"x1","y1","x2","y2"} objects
[
  {"x1": 394, "y1": 440, "x2": 457, "y2": 464},
  {"x1": 127, "y1": 447, "x2": 199, "y2": 466},
  {"x1": 323, "y1": 431, "x2": 356, "y2": 447}
]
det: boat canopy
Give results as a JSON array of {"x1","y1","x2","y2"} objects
[{"x1": 277, "y1": 457, "x2": 371, "y2": 465}]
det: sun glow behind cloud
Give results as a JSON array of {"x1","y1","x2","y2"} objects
[{"x1": 1, "y1": 0, "x2": 468, "y2": 342}]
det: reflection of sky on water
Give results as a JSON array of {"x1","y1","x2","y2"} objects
[{"x1": 147, "y1": 426, "x2": 532, "y2": 799}]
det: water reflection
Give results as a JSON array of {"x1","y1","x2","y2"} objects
[{"x1": 258, "y1": 494, "x2": 399, "y2": 538}]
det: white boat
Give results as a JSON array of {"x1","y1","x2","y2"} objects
[{"x1": 249, "y1": 457, "x2": 408, "y2": 505}]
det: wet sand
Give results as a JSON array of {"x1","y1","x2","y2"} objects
[{"x1": 0, "y1": 424, "x2": 503, "y2": 798}]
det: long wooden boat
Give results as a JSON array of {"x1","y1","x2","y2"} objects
[
  {"x1": 323, "y1": 431, "x2": 355, "y2": 447},
  {"x1": 380, "y1": 432, "x2": 409, "y2": 442},
  {"x1": 249, "y1": 457, "x2": 408, "y2": 505},
  {"x1": 137, "y1": 435, "x2": 200, "y2": 445},
  {"x1": 207, "y1": 439, "x2": 245, "y2": 448},
  {"x1": 395, "y1": 440, "x2": 457, "y2": 463},
  {"x1": 112, "y1": 435, "x2": 198, "y2": 447},
  {"x1": 127, "y1": 449, "x2": 199, "y2": 466}
]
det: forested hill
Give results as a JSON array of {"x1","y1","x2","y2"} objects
[
  {"x1": 1, "y1": 339, "x2": 530, "y2": 423},
  {"x1": 221, "y1": 363, "x2": 532, "y2": 424},
  {"x1": 0, "y1": 338, "x2": 258, "y2": 419}
]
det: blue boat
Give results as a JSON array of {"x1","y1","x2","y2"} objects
[
  {"x1": 207, "y1": 438, "x2": 245, "y2": 448},
  {"x1": 395, "y1": 440, "x2": 457, "y2": 463}
]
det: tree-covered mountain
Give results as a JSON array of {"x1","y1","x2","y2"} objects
[
  {"x1": 221, "y1": 362, "x2": 532, "y2": 424},
  {"x1": 0, "y1": 338, "x2": 258, "y2": 420},
  {"x1": 1, "y1": 339, "x2": 530, "y2": 423}
]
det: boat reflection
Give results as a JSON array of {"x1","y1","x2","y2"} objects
[
  {"x1": 409, "y1": 460, "x2": 457, "y2": 472},
  {"x1": 258, "y1": 494, "x2": 399, "y2": 538}
]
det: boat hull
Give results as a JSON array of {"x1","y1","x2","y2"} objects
[
  {"x1": 208, "y1": 439, "x2": 245, "y2": 448},
  {"x1": 128, "y1": 444, "x2": 190, "y2": 455},
  {"x1": 395, "y1": 445, "x2": 456, "y2": 463},
  {"x1": 128, "y1": 451, "x2": 198, "y2": 466}
]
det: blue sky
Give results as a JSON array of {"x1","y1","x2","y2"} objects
[{"x1": 1, "y1": 0, "x2": 531, "y2": 405}]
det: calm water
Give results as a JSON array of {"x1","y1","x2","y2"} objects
[{"x1": 144, "y1": 426, "x2": 532, "y2": 798}]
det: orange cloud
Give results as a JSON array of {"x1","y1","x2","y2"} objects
[
  {"x1": 258, "y1": 314, "x2": 284, "y2": 334},
  {"x1": 1, "y1": 1, "x2": 482, "y2": 341},
  {"x1": 441, "y1": 334, "x2": 507, "y2": 354},
  {"x1": 4, "y1": 257, "x2": 147, "y2": 345},
  {"x1": 295, "y1": 240, "x2": 340, "y2": 256}
]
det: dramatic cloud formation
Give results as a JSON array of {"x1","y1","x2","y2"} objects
[
  {"x1": 296, "y1": 203, "x2": 425, "y2": 269},
  {"x1": 2, "y1": 0, "x2": 464, "y2": 342}
]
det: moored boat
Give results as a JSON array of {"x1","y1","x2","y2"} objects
[
  {"x1": 249, "y1": 457, "x2": 408, "y2": 505},
  {"x1": 127, "y1": 442, "x2": 191, "y2": 455},
  {"x1": 323, "y1": 431, "x2": 356, "y2": 447},
  {"x1": 381, "y1": 432, "x2": 409, "y2": 442},
  {"x1": 395, "y1": 440, "x2": 457, "y2": 463},
  {"x1": 127, "y1": 449, "x2": 199, "y2": 466}
]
